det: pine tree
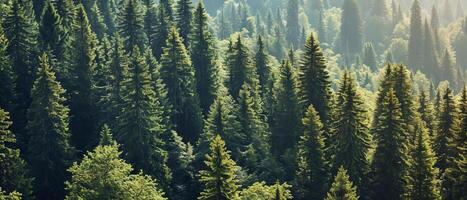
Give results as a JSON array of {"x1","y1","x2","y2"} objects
[
  {"x1": 218, "y1": 9, "x2": 230, "y2": 40},
  {"x1": 286, "y1": 0, "x2": 300, "y2": 48},
  {"x1": 393, "y1": 65, "x2": 417, "y2": 130},
  {"x1": 0, "y1": 108, "x2": 33, "y2": 199},
  {"x1": 255, "y1": 36, "x2": 274, "y2": 114},
  {"x1": 423, "y1": 20, "x2": 440, "y2": 80},
  {"x1": 369, "y1": 89, "x2": 409, "y2": 200},
  {"x1": 408, "y1": 0, "x2": 424, "y2": 71},
  {"x1": 175, "y1": 0, "x2": 192, "y2": 45},
  {"x1": 271, "y1": 61, "x2": 301, "y2": 178},
  {"x1": 117, "y1": 0, "x2": 147, "y2": 52},
  {"x1": 68, "y1": 5, "x2": 99, "y2": 152},
  {"x1": 325, "y1": 167, "x2": 359, "y2": 200},
  {"x1": 39, "y1": 1, "x2": 68, "y2": 66},
  {"x1": 418, "y1": 91, "x2": 437, "y2": 138},
  {"x1": 409, "y1": 122, "x2": 441, "y2": 200},
  {"x1": 297, "y1": 33, "x2": 331, "y2": 123},
  {"x1": 152, "y1": 4, "x2": 172, "y2": 60},
  {"x1": 116, "y1": 46, "x2": 171, "y2": 190},
  {"x1": 26, "y1": 53, "x2": 75, "y2": 199},
  {"x1": 97, "y1": 0, "x2": 116, "y2": 34},
  {"x1": 87, "y1": 1, "x2": 108, "y2": 39},
  {"x1": 330, "y1": 72, "x2": 371, "y2": 195},
  {"x1": 362, "y1": 42, "x2": 377, "y2": 71},
  {"x1": 295, "y1": 105, "x2": 328, "y2": 200},
  {"x1": 189, "y1": 2, "x2": 218, "y2": 115},
  {"x1": 160, "y1": 27, "x2": 203, "y2": 143},
  {"x1": 53, "y1": 0, "x2": 76, "y2": 36},
  {"x1": 271, "y1": 25, "x2": 285, "y2": 59},
  {"x1": 0, "y1": 29, "x2": 15, "y2": 112},
  {"x1": 340, "y1": 0, "x2": 363, "y2": 55},
  {"x1": 65, "y1": 129, "x2": 167, "y2": 200},
  {"x1": 440, "y1": 50, "x2": 459, "y2": 90},
  {"x1": 160, "y1": 0, "x2": 174, "y2": 20},
  {"x1": 2, "y1": 0, "x2": 38, "y2": 150},
  {"x1": 198, "y1": 135, "x2": 240, "y2": 200}
]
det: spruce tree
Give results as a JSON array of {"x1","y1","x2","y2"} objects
[
  {"x1": 26, "y1": 53, "x2": 75, "y2": 199},
  {"x1": 340, "y1": 0, "x2": 363, "y2": 55},
  {"x1": 160, "y1": 0, "x2": 174, "y2": 20},
  {"x1": 87, "y1": 1, "x2": 108, "y2": 39},
  {"x1": 0, "y1": 29, "x2": 15, "y2": 112},
  {"x1": 440, "y1": 50, "x2": 459, "y2": 90},
  {"x1": 116, "y1": 46, "x2": 171, "y2": 190},
  {"x1": 369, "y1": 89, "x2": 409, "y2": 200},
  {"x1": 2, "y1": 0, "x2": 38, "y2": 150},
  {"x1": 53, "y1": 0, "x2": 75, "y2": 36},
  {"x1": 68, "y1": 5, "x2": 99, "y2": 152},
  {"x1": 409, "y1": 122, "x2": 441, "y2": 200},
  {"x1": 423, "y1": 20, "x2": 440, "y2": 81},
  {"x1": 97, "y1": 0, "x2": 116, "y2": 34},
  {"x1": 286, "y1": 0, "x2": 300, "y2": 48},
  {"x1": 189, "y1": 2, "x2": 218, "y2": 115},
  {"x1": 325, "y1": 167, "x2": 359, "y2": 200},
  {"x1": 117, "y1": 0, "x2": 147, "y2": 52},
  {"x1": 393, "y1": 65, "x2": 417, "y2": 131},
  {"x1": 271, "y1": 60, "x2": 301, "y2": 178},
  {"x1": 152, "y1": 4, "x2": 172, "y2": 60},
  {"x1": 318, "y1": 12, "x2": 326, "y2": 44},
  {"x1": 160, "y1": 27, "x2": 203, "y2": 143},
  {"x1": 198, "y1": 135, "x2": 240, "y2": 200},
  {"x1": 418, "y1": 91, "x2": 437, "y2": 138},
  {"x1": 362, "y1": 42, "x2": 377, "y2": 71},
  {"x1": 255, "y1": 36, "x2": 274, "y2": 114},
  {"x1": 297, "y1": 33, "x2": 331, "y2": 123},
  {"x1": 408, "y1": 0, "x2": 424, "y2": 71},
  {"x1": 295, "y1": 105, "x2": 328, "y2": 200},
  {"x1": 0, "y1": 108, "x2": 33, "y2": 199},
  {"x1": 175, "y1": 0, "x2": 192, "y2": 45},
  {"x1": 39, "y1": 1, "x2": 68, "y2": 68},
  {"x1": 330, "y1": 72, "x2": 371, "y2": 194}
]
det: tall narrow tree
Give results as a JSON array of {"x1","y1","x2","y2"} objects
[
  {"x1": 325, "y1": 167, "x2": 359, "y2": 200},
  {"x1": 340, "y1": 0, "x2": 363, "y2": 55},
  {"x1": 408, "y1": 0, "x2": 424, "y2": 71},
  {"x1": 286, "y1": 0, "x2": 300, "y2": 48},
  {"x1": 117, "y1": 0, "x2": 147, "y2": 52},
  {"x1": 175, "y1": 0, "x2": 192, "y2": 45},
  {"x1": 0, "y1": 29, "x2": 15, "y2": 112}
]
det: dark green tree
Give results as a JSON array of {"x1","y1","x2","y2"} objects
[
  {"x1": 418, "y1": 91, "x2": 437, "y2": 138},
  {"x1": 117, "y1": 0, "x2": 147, "y2": 52},
  {"x1": 189, "y1": 2, "x2": 218, "y2": 115},
  {"x1": 152, "y1": 4, "x2": 172, "y2": 60},
  {"x1": 362, "y1": 42, "x2": 377, "y2": 71},
  {"x1": 26, "y1": 53, "x2": 75, "y2": 200},
  {"x1": 408, "y1": 0, "x2": 424, "y2": 71},
  {"x1": 198, "y1": 135, "x2": 240, "y2": 200},
  {"x1": 116, "y1": 46, "x2": 171, "y2": 190},
  {"x1": 297, "y1": 33, "x2": 331, "y2": 123},
  {"x1": 39, "y1": 1, "x2": 68, "y2": 64},
  {"x1": 295, "y1": 105, "x2": 328, "y2": 200},
  {"x1": 0, "y1": 29, "x2": 15, "y2": 112},
  {"x1": 54, "y1": 0, "x2": 75, "y2": 35},
  {"x1": 330, "y1": 72, "x2": 371, "y2": 195},
  {"x1": 325, "y1": 167, "x2": 359, "y2": 200},
  {"x1": 255, "y1": 36, "x2": 274, "y2": 114},
  {"x1": 160, "y1": 27, "x2": 203, "y2": 143},
  {"x1": 340, "y1": 0, "x2": 363, "y2": 55},
  {"x1": 0, "y1": 108, "x2": 33, "y2": 200},
  {"x1": 97, "y1": 0, "x2": 116, "y2": 34},
  {"x1": 175, "y1": 0, "x2": 192, "y2": 45},
  {"x1": 423, "y1": 20, "x2": 439, "y2": 80},
  {"x1": 87, "y1": 1, "x2": 108, "y2": 39},
  {"x1": 286, "y1": 0, "x2": 300, "y2": 48},
  {"x1": 160, "y1": 0, "x2": 174, "y2": 20},
  {"x1": 440, "y1": 50, "x2": 459, "y2": 90},
  {"x1": 369, "y1": 88, "x2": 409, "y2": 200}
]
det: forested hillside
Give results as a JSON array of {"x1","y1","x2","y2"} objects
[{"x1": 0, "y1": 0, "x2": 466, "y2": 199}]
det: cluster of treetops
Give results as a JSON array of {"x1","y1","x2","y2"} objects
[{"x1": 0, "y1": 0, "x2": 465, "y2": 199}]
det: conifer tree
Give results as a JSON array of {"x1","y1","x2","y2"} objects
[
  {"x1": 160, "y1": 27, "x2": 203, "y2": 143},
  {"x1": 0, "y1": 29, "x2": 15, "y2": 112},
  {"x1": 54, "y1": 0, "x2": 76, "y2": 35},
  {"x1": 418, "y1": 91, "x2": 437, "y2": 138},
  {"x1": 409, "y1": 123, "x2": 441, "y2": 200},
  {"x1": 271, "y1": 61, "x2": 301, "y2": 178},
  {"x1": 286, "y1": 0, "x2": 300, "y2": 48},
  {"x1": 431, "y1": 5, "x2": 440, "y2": 31},
  {"x1": 189, "y1": 2, "x2": 218, "y2": 115},
  {"x1": 218, "y1": 9, "x2": 230, "y2": 40},
  {"x1": 369, "y1": 89, "x2": 409, "y2": 200},
  {"x1": 175, "y1": 0, "x2": 192, "y2": 45},
  {"x1": 271, "y1": 25, "x2": 285, "y2": 59},
  {"x1": 65, "y1": 128, "x2": 167, "y2": 200},
  {"x1": 198, "y1": 135, "x2": 240, "y2": 200},
  {"x1": 160, "y1": 0, "x2": 174, "y2": 20},
  {"x1": 325, "y1": 167, "x2": 359, "y2": 200},
  {"x1": 255, "y1": 36, "x2": 274, "y2": 113},
  {"x1": 362, "y1": 42, "x2": 377, "y2": 71},
  {"x1": 39, "y1": 1, "x2": 68, "y2": 64},
  {"x1": 340, "y1": 0, "x2": 363, "y2": 55},
  {"x1": 440, "y1": 50, "x2": 459, "y2": 90},
  {"x1": 152, "y1": 4, "x2": 172, "y2": 60},
  {"x1": 0, "y1": 108, "x2": 33, "y2": 199},
  {"x1": 117, "y1": 0, "x2": 147, "y2": 52},
  {"x1": 392, "y1": 0, "x2": 402, "y2": 27},
  {"x1": 295, "y1": 105, "x2": 328, "y2": 200},
  {"x1": 26, "y1": 53, "x2": 75, "y2": 199},
  {"x1": 393, "y1": 65, "x2": 417, "y2": 130},
  {"x1": 97, "y1": 0, "x2": 116, "y2": 34},
  {"x1": 116, "y1": 46, "x2": 171, "y2": 190},
  {"x1": 318, "y1": 12, "x2": 326, "y2": 44},
  {"x1": 423, "y1": 20, "x2": 439, "y2": 80},
  {"x1": 143, "y1": 1, "x2": 158, "y2": 58},
  {"x1": 408, "y1": 0, "x2": 424, "y2": 71},
  {"x1": 68, "y1": 5, "x2": 99, "y2": 152},
  {"x1": 2, "y1": 0, "x2": 38, "y2": 149},
  {"x1": 330, "y1": 72, "x2": 371, "y2": 194},
  {"x1": 297, "y1": 33, "x2": 331, "y2": 123},
  {"x1": 88, "y1": 1, "x2": 108, "y2": 39}
]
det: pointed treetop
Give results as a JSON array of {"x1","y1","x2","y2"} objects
[{"x1": 99, "y1": 124, "x2": 116, "y2": 146}]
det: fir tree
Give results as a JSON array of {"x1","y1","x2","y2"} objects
[
  {"x1": 0, "y1": 29, "x2": 15, "y2": 112},
  {"x1": 369, "y1": 89, "x2": 409, "y2": 200},
  {"x1": 39, "y1": 1, "x2": 68, "y2": 65},
  {"x1": 160, "y1": 0, "x2": 174, "y2": 21},
  {"x1": 218, "y1": 9, "x2": 230, "y2": 40},
  {"x1": 97, "y1": 0, "x2": 116, "y2": 34},
  {"x1": 152, "y1": 4, "x2": 172, "y2": 60},
  {"x1": 87, "y1": 1, "x2": 108, "y2": 39},
  {"x1": 0, "y1": 108, "x2": 33, "y2": 199},
  {"x1": 271, "y1": 60, "x2": 301, "y2": 178},
  {"x1": 297, "y1": 33, "x2": 331, "y2": 123},
  {"x1": 408, "y1": 0, "x2": 424, "y2": 71},
  {"x1": 160, "y1": 27, "x2": 203, "y2": 143},
  {"x1": 53, "y1": 0, "x2": 76, "y2": 36},
  {"x1": 409, "y1": 123, "x2": 441, "y2": 200},
  {"x1": 330, "y1": 72, "x2": 371, "y2": 195},
  {"x1": 393, "y1": 65, "x2": 417, "y2": 130},
  {"x1": 26, "y1": 53, "x2": 75, "y2": 199},
  {"x1": 286, "y1": 0, "x2": 300, "y2": 48},
  {"x1": 295, "y1": 105, "x2": 328, "y2": 200},
  {"x1": 340, "y1": 0, "x2": 363, "y2": 55},
  {"x1": 175, "y1": 0, "x2": 192, "y2": 45},
  {"x1": 255, "y1": 36, "x2": 273, "y2": 114},
  {"x1": 189, "y1": 2, "x2": 218, "y2": 115},
  {"x1": 116, "y1": 46, "x2": 171, "y2": 190},
  {"x1": 271, "y1": 25, "x2": 285, "y2": 59},
  {"x1": 68, "y1": 5, "x2": 99, "y2": 152},
  {"x1": 362, "y1": 42, "x2": 377, "y2": 71},
  {"x1": 418, "y1": 91, "x2": 437, "y2": 138},
  {"x1": 440, "y1": 50, "x2": 459, "y2": 90},
  {"x1": 117, "y1": 0, "x2": 147, "y2": 52},
  {"x1": 423, "y1": 20, "x2": 440, "y2": 80},
  {"x1": 198, "y1": 135, "x2": 240, "y2": 200},
  {"x1": 325, "y1": 167, "x2": 359, "y2": 200}
]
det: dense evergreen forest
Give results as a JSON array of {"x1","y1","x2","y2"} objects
[{"x1": 0, "y1": 0, "x2": 466, "y2": 199}]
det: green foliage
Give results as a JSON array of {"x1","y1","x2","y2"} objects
[
  {"x1": 198, "y1": 135, "x2": 240, "y2": 200},
  {"x1": 239, "y1": 182, "x2": 293, "y2": 200},
  {"x1": 362, "y1": 43, "x2": 377, "y2": 71},
  {"x1": 295, "y1": 105, "x2": 328, "y2": 200},
  {"x1": 0, "y1": 29, "x2": 15, "y2": 112},
  {"x1": 0, "y1": 189, "x2": 21, "y2": 200},
  {"x1": 26, "y1": 53, "x2": 75, "y2": 199},
  {"x1": 408, "y1": 0, "x2": 424, "y2": 71},
  {"x1": 175, "y1": 0, "x2": 192, "y2": 45},
  {"x1": 117, "y1": 0, "x2": 146, "y2": 52},
  {"x1": 65, "y1": 133, "x2": 166, "y2": 200},
  {"x1": 340, "y1": 0, "x2": 363, "y2": 55},
  {"x1": 418, "y1": 91, "x2": 437, "y2": 137},
  {"x1": 39, "y1": 1, "x2": 68, "y2": 65},
  {"x1": 325, "y1": 167, "x2": 359, "y2": 200},
  {"x1": 286, "y1": 0, "x2": 300, "y2": 48}
]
